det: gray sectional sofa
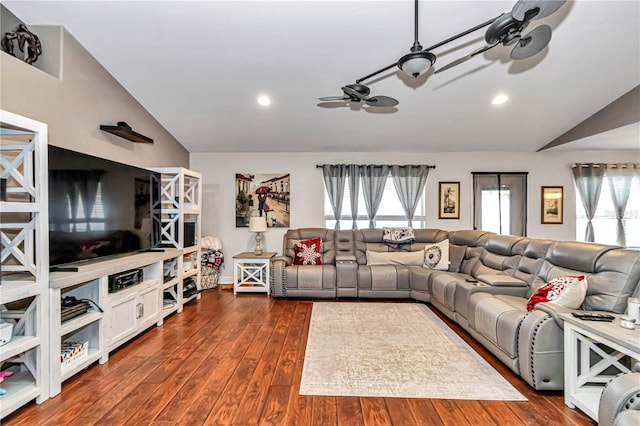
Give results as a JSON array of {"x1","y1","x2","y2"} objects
[{"x1": 270, "y1": 228, "x2": 640, "y2": 390}]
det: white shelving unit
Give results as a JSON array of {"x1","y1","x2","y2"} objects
[
  {"x1": 150, "y1": 168, "x2": 202, "y2": 314},
  {"x1": 0, "y1": 110, "x2": 50, "y2": 419},
  {"x1": 48, "y1": 248, "x2": 181, "y2": 397}
]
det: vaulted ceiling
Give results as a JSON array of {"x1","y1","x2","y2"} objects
[{"x1": 4, "y1": 1, "x2": 640, "y2": 153}]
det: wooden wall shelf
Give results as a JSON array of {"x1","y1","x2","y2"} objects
[{"x1": 100, "y1": 122, "x2": 153, "y2": 144}]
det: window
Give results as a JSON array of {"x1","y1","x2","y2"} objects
[
  {"x1": 323, "y1": 178, "x2": 426, "y2": 229},
  {"x1": 576, "y1": 172, "x2": 640, "y2": 248},
  {"x1": 473, "y1": 172, "x2": 527, "y2": 236}
]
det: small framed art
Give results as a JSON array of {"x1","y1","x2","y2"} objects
[
  {"x1": 439, "y1": 182, "x2": 460, "y2": 219},
  {"x1": 541, "y1": 186, "x2": 563, "y2": 224}
]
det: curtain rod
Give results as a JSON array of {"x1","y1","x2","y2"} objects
[
  {"x1": 571, "y1": 163, "x2": 639, "y2": 168},
  {"x1": 316, "y1": 164, "x2": 436, "y2": 169}
]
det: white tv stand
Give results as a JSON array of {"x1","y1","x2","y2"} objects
[{"x1": 48, "y1": 249, "x2": 182, "y2": 397}]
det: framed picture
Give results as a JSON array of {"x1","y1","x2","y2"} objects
[
  {"x1": 438, "y1": 182, "x2": 460, "y2": 219},
  {"x1": 541, "y1": 186, "x2": 563, "y2": 224},
  {"x1": 235, "y1": 172, "x2": 290, "y2": 228}
]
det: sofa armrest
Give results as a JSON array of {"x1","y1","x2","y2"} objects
[
  {"x1": 599, "y1": 372, "x2": 640, "y2": 426},
  {"x1": 477, "y1": 274, "x2": 527, "y2": 287},
  {"x1": 518, "y1": 309, "x2": 564, "y2": 390},
  {"x1": 336, "y1": 254, "x2": 358, "y2": 297},
  {"x1": 272, "y1": 255, "x2": 292, "y2": 266},
  {"x1": 270, "y1": 256, "x2": 292, "y2": 297},
  {"x1": 336, "y1": 254, "x2": 356, "y2": 262}
]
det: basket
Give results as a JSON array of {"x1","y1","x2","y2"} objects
[{"x1": 201, "y1": 265, "x2": 220, "y2": 289}]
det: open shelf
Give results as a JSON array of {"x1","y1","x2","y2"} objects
[
  {"x1": 60, "y1": 310, "x2": 102, "y2": 336},
  {"x1": 0, "y1": 370, "x2": 40, "y2": 416},
  {"x1": 60, "y1": 348, "x2": 102, "y2": 381},
  {"x1": 0, "y1": 276, "x2": 40, "y2": 304},
  {"x1": 0, "y1": 335, "x2": 41, "y2": 361}
]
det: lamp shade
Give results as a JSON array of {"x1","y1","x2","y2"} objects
[
  {"x1": 248, "y1": 216, "x2": 268, "y2": 233},
  {"x1": 398, "y1": 51, "x2": 436, "y2": 78}
]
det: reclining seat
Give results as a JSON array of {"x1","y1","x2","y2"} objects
[
  {"x1": 270, "y1": 228, "x2": 339, "y2": 298},
  {"x1": 459, "y1": 234, "x2": 530, "y2": 373},
  {"x1": 517, "y1": 241, "x2": 640, "y2": 390},
  {"x1": 425, "y1": 230, "x2": 493, "y2": 317},
  {"x1": 354, "y1": 229, "x2": 446, "y2": 298}
]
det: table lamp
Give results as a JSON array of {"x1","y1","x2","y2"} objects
[{"x1": 248, "y1": 216, "x2": 268, "y2": 255}]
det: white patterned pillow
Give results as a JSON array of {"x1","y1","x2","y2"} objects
[
  {"x1": 527, "y1": 276, "x2": 587, "y2": 311},
  {"x1": 423, "y1": 239, "x2": 450, "y2": 270},
  {"x1": 382, "y1": 227, "x2": 416, "y2": 246}
]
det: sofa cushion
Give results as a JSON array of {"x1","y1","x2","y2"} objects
[
  {"x1": 423, "y1": 239, "x2": 449, "y2": 270},
  {"x1": 366, "y1": 250, "x2": 424, "y2": 266},
  {"x1": 527, "y1": 276, "x2": 587, "y2": 311},
  {"x1": 472, "y1": 294, "x2": 528, "y2": 358},
  {"x1": 293, "y1": 238, "x2": 323, "y2": 265}
]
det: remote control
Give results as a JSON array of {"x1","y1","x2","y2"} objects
[{"x1": 572, "y1": 312, "x2": 615, "y2": 322}]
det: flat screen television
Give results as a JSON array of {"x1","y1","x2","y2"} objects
[{"x1": 48, "y1": 146, "x2": 161, "y2": 268}]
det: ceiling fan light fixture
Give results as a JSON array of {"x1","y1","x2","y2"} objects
[{"x1": 398, "y1": 51, "x2": 436, "y2": 78}]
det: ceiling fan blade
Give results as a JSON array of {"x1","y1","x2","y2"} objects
[
  {"x1": 511, "y1": 0, "x2": 566, "y2": 21},
  {"x1": 434, "y1": 43, "x2": 498, "y2": 74},
  {"x1": 318, "y1": 96, "x2": 348, "y2": 101},
  {"x1": 510, "y1": 24, "x2": 552, "y2": 59},
  {"x1": 365, "y1": 96, "x2": 399, "y2": 107}
]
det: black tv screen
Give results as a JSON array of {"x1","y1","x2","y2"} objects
[{"x1": 48, "y1": 146, "x2": 160, "y2": 267}]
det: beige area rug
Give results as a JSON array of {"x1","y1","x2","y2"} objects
[{"x1": 300, "y1": 302, "x2": 527, "y2": 400}]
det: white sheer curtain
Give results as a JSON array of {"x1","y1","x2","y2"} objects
[
  {"x1": 390, "y1": 165, "x2": 430, "y2": 227},
  {"x1": 346, "y1": 165, "x2": 360, "y2": 230},
  {"x1": 361, "y1": 165, "x2": 389, "y2": 228},
  {"x1": 472, "y1": 172, "x2": 527, "y2": 236},
  {"x1": 606, "y1": 164, "x2": 639, "y2": 246},
  {"x1": 573, "y1": 164, "x2": 606, "y2": 242}
]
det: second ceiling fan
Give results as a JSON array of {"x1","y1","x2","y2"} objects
[{"x1": 318, "y1": 0, "x2": 566, "y2": 108}]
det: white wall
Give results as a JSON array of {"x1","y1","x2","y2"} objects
[{"x1": 190, "y1": 149, "x2": 639, "y2": 283}]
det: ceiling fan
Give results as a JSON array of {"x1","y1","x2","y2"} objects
[{"x1": 318, "y1": 0, "x2": 566, "y2": 108}]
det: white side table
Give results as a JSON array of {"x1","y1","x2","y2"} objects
[
  {"x1": 232, "y1": 252, "x2": 276, "y2": 295},
  {"x1": 562, "y1": 313, "x2": 640, "y2": 421}
]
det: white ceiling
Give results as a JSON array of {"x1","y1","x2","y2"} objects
[{"x1": 4, "y1": 1, "x2": 640, "y2": 153}]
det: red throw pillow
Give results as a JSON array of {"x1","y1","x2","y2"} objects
[
  {"x1": 527, "y1": 276, "x2": 588, "y2": 312},
  {"x1": 293, "y1": 238, "x2": 322, "y2": 265}
]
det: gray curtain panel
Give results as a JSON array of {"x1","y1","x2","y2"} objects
[
  {"x1": 322, "y1": 164, "x2": 347, "y2": 230},
  {"x1": 573, "y1": 164, "x2": 605, "y2": 242},
  {"x1": 347, "y1": 164, "x2": 361, "y2": 230},
  {"x1": 361, "y1": 165, "x2": 389, "y2": 228},
  {"x1": 390, "y1": 165, "x2": 430, "y2": 227},
  {"x1": 606, "y1": 164, "x2": 639, "y2": 246}
]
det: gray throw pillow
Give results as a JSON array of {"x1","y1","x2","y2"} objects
[{"x1": 448, "y1": 244, "x2": 466, "y2": 273}]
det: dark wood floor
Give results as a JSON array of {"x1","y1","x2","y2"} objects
[{"x1": 5, "y1": 288, "x2": 595, "y2": 425}]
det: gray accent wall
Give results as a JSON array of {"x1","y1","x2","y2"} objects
[{"x1": 0, "y1": 20, "x2": 188, "y2": 168}]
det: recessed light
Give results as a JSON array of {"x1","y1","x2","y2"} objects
[
  {"x1": 257, "y1": 95, "x2": 271, "y2": 106},
  {"x1": 492, "y1": 94, "x2": 509, "y2": 105}
]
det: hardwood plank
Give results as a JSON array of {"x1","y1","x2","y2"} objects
[
  {"x1": 360, "y1": 397, "x2": 391, "y2": 426},
  {"x1": 312, "y1": 396, "x2": 338, "y2": 426},
  {"x1": 407, "y1": 398, "x2": 445, "y2": 426},
  {"x1": 432, "y1": 399, "x2": 472, "y2": 426},
  {"x1": 336, "y1": 396, "x2": 364, "y2": 426},
  {"x1": 259, "y1": 385, "x2": 291, "y2": 425},
  {"x1": 455, "y1": 400, "x2": 500, "y2": 425},
  {"x1": 231, "y1": 304, "x2": 295, "y2": 425},
  {"x1": 384, "y1": 398, "x2": 418, "y2": 425}
]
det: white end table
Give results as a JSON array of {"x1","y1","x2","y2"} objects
[
  {"x1": 232, "y1": 252, "x2": 276, "y2": 295},
  {"x1": 562, "y1": 313, "x2": 640, "y2": 421}
]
